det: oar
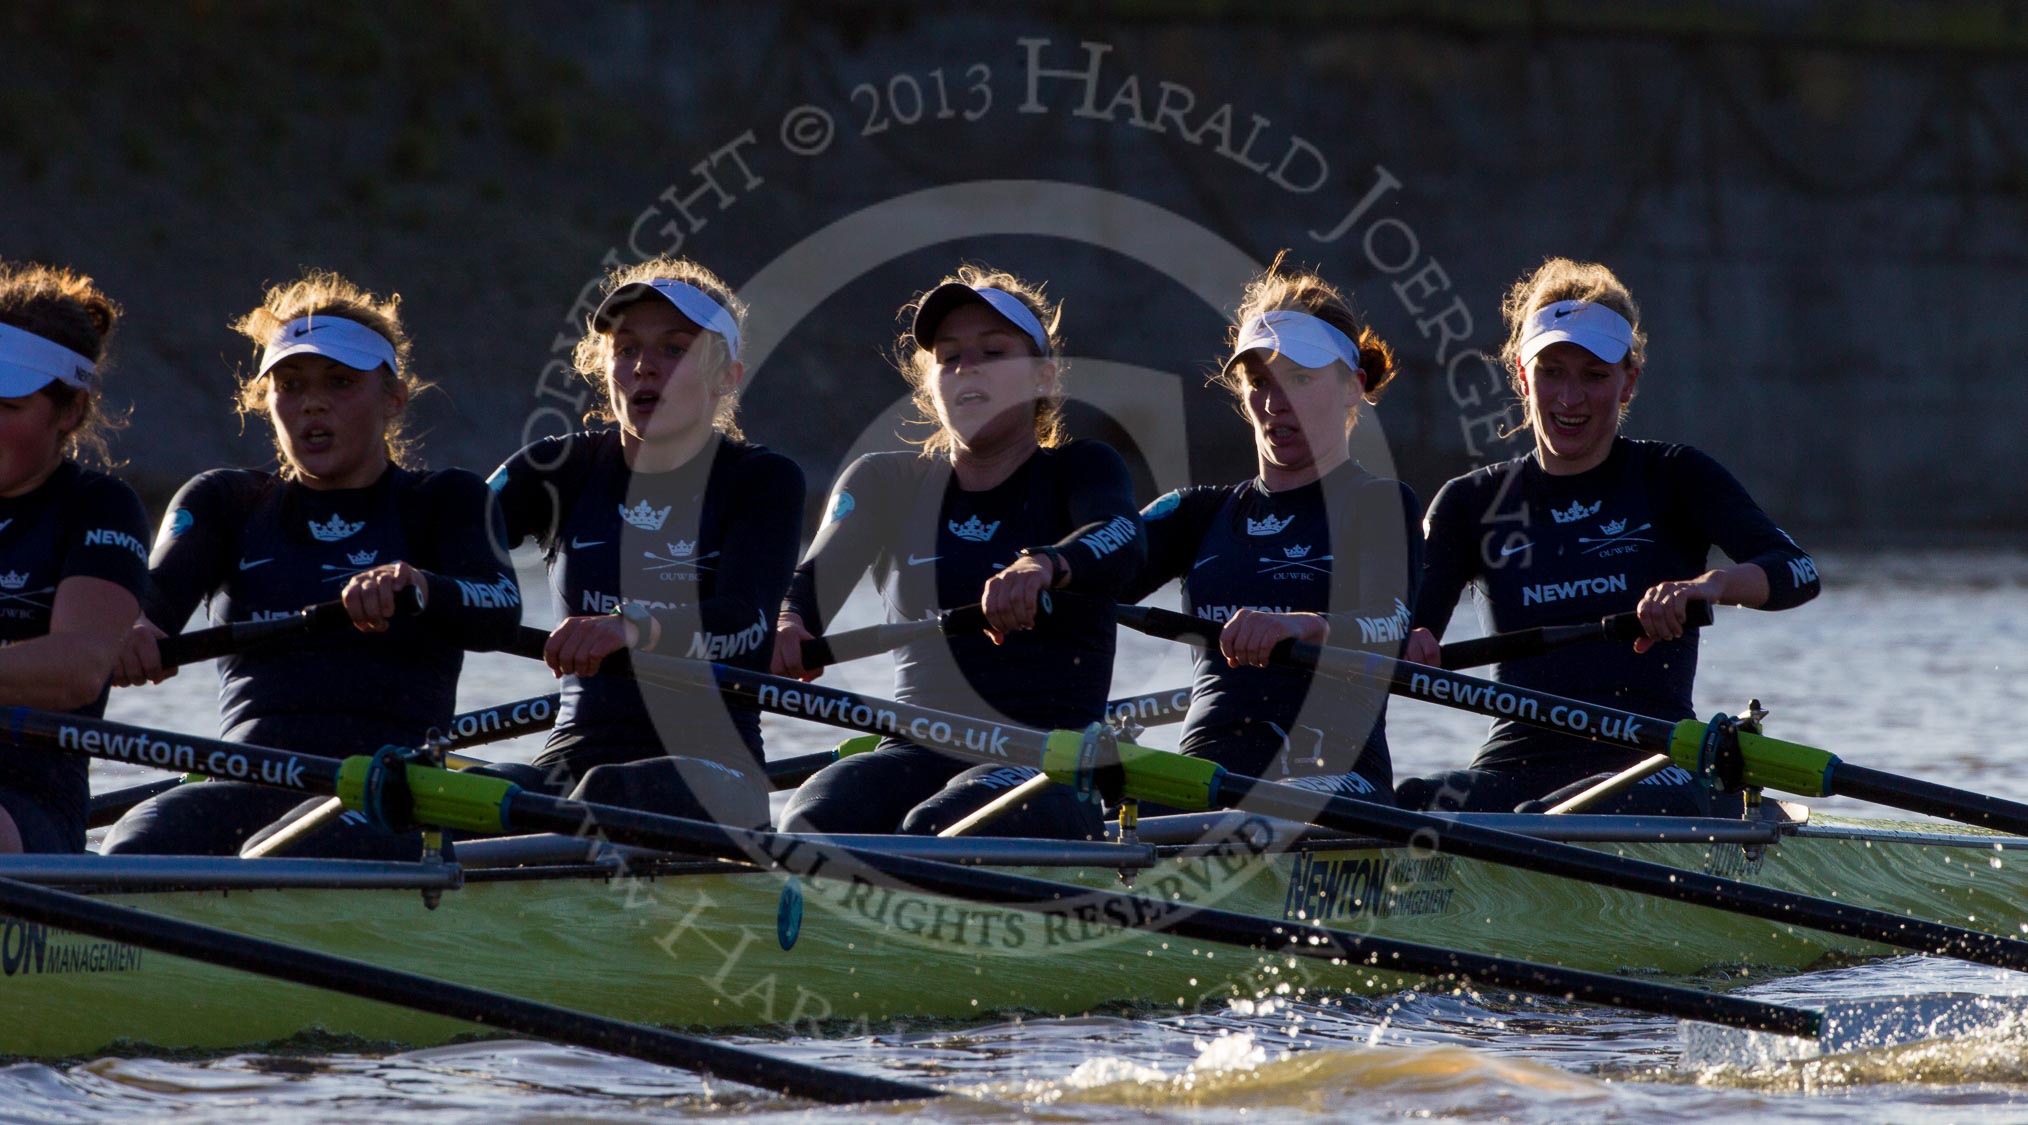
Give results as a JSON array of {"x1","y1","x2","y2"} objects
[
  {"x1": 1120, "y1": 604, "x2": 2028, "y2": 838},
  {"x1": 798, "y1": 602, "x2": 1009, "y2": 672},
  {"x1": 468, "y1": 642, "x2": 2028, "y2": 974},
  {"x1": 87, "y1": 776, "x2": 184, "y2": 828},
  {"x1": 1096, "y1": 607, "x2": 1705, "y2": 735},
  {"x1": 155, "y1": 587, "x2": 425, "y2": 669},
  {"x1": 1434, "y1": 601, "x2": 1714, "y2": 669},
  {"x1": 91, "y1": 590, "x2": 434, "y2": 828},
  {"x1": 0, "y1": 874, "x2": 935, "y2": 1103},
  {"x1": 18, "y1": 709, "x2": 1860, "y2": 1043}
]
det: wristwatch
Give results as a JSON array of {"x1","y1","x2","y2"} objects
[
  {"x1": 612, "y1": 600, "x2": 656, "y2": 650},
  {"x1": 1017, "y1": 545, "x2": 1070, "y2": 588}
]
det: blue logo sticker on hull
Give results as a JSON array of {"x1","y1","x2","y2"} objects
[{"x1": 777, "y1": 877, "x2": 805, "y2": 951}]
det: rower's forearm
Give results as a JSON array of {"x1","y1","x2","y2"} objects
[
  {"x1": 0, "y1": 632, "x2": 118, "y2": 711},
  {"x1": 1707, "y1": 564, "x2": 1771, "y2": 608}
]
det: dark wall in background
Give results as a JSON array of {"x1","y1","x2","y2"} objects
[{"x1": 3, "y1": 1, "x2": 2023, "y2": 542}]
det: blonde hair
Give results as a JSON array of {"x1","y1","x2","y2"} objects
[
  {"x1": 1218, "y1": 252, "x2": 1397, "y2": 412},
  {"x1": 1500, "y1": 257, "x2": 1648, "y2": 431},
  {"x1": 0, "y1": 261, "x2": 126, "y2": 465},
  {"x1": 895, "y1": 264, "x2": 1066, "y2": 459},
  {"x1": 233, "y1": 270, "x2": 427, "y2": 476},
  {"x1": 573, "y1": 256, "x2": 748, "y2": 440}
]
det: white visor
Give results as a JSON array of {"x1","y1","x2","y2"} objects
[
  {"x1": 1516, "y1": 300, "x2": 1634, "y2": 366},
  {"x1": 260, "y1": 316, "x2": 400, "y2": 376},
  {"x1": 593, "y1": 279, "x2": 741, "y2": 362},
  {"x1": 912, "y1": 284, "x2": 1050, "y2": 356},
  {"x1": 1226, "y1": 309, "x2": 1363, "y2": 374},
  {"x1": 0, "y1": 322, "x2": 95, "y2": 398}
]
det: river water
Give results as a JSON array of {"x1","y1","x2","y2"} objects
[{"x1": 9, "y1": 548, "x2": 2028, "y2": 1122}]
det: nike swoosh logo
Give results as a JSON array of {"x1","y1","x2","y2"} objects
[
  {"x1": 239, "y1": 558, "x2": 273, "y2": 571},
  {"x1": 1498, "y1": 541, "x2": 1532, "y2": 557},
  {"x1": 1553, "y1": 305, "x2": 1577, "y2": 319},
  {"x1": 1193, "y1": 555, "x2": 1218, "y2": 569},
  {"x1": 570, "y1": 537, "x2": 606, "y2": 550},
  {"x1": 907, "y1": 554, "x2": 939, "y2": 566},
  {"x1": 293, "y1": 325, "x2": 315, "y2": 337}
]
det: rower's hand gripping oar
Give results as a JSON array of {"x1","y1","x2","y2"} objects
[
  {"x1": 1435, "y1": 601, "x2": 1714, "y2": 669},
  {"x1": 155, "y1": 586, "x2": 426, "y2": 669},
  {"x1": 1110, "y1": 602, "x2": 1711, "y2": 671},
  {"x1": 92, "y1": 590, "x2": 431, "y2": 829},
  {"x1": 1095, "y1": 606, "x2": 1711, "y2": 736},
  {"x1": 1124, "y1": 603, "x2": 2028, "y2": 838}
]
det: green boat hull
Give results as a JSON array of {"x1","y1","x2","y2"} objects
[{"x1": 6, "y1": 816, "x2": 2025, "y2": 1059}]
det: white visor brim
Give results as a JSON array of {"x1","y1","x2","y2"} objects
[
  {"x1": 594, "y1": 279, "x2": 741, "y2": 362},
  {"x1": 0, "y1": 322, "x2": 95, "y2": 397},
  {"x1": 260, "y1": 316, "x2": 400, "y2": 375},
  {"x1": 1516, "y1": 300, "x2": 1634, "y2": 366}
]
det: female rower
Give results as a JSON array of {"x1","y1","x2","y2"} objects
[
  {"x1": 1124, "y1": 258, "x2": 1418, "y2": 802},
  {"x1": 486, "y1": 257, "x2": 802, "y2": 830},
  {"x1": 1397, "y1": 258, "x2": 1819, "y2": 815},
  {"x1": 0, "y1": 263, "x2": 148, "y2": 854},
  {"x1": 773, "y1": 266, "x2": 1145, "y2": 838},
  {"x1": 102, "y1": 271, "x2": 522, "y2": 855}
]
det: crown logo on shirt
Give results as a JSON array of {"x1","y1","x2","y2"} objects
[
  {"x1": 668, "y1": 539, "x2": 695, "y2": 558},
  {"x1": 948, "y1": 515, "x2": 1000, "y2": 542},
  {"x1": 620, "y1": 499, "x2": 672, "y2": 531},
  {"x1": 1550, "y1": 500, "x2": 1601, "y2": 525},
  {"x1": 1598, "y1": 518, "x2": 1626, "y2": 537},
  {"x1": 309, "y1": 514, "x2": 366, "y2": 542},
  {"x1": 347, "y1": 549, "x2": 379, "y2": 567},
  {"x1": 0, "y1": 571, "x2": 27, "y2": 590},
  {"x1": 1282, "y1": 544, "x2": 1311, "y2": 559},
  {"x1": 1245, "y1": 513, "x2": 1293, "y2": 537}
]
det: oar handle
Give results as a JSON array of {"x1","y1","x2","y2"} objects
[
  {"x1": 798, "y1": 603, "x2": 991, "y2": 671},
  {"x1": 86, "y1": 776, "x2": 183, "y2": 828},
  {"x1": 1439, "y1": 601, "x2": 1714, "y2": 669},
  {"x1": 157, "y1": 586, "x2": 425, "y2": 669}
]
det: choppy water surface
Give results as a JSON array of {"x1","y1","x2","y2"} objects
[{"x1": 21, "y1": 549, "x2": 2028, "y2": 1122}]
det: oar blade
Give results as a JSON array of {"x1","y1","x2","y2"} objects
[{"x1": 1681, "y1": 992, "x2": 2028, "y2": 1069}]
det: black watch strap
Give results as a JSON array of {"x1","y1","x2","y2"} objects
[{"x1": 1018, "y1": 545, "x2": 1070, "y2": 588}]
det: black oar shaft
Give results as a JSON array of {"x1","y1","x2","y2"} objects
[
  {"x1": 434, "y1": 694, "x2": 561, "y2": 752},
  {"x1": 157, "y1": 588, "x2": 424, "y2": 669},
  {"x1": 1830, "y1": 763, "x2": 2028, "y2": 837},
  {"x1": 0, "y1": 877, "x2": 936, "y2": 1103},
  {"x1": 87, "y1": 776, "x2": 183, "y2": 828},
  {"x1": 1436, "y1": 602, "x2": 1713, "y2": 670},
  {"x1": 799, "y1": 605, "x2": 989, "y2": 671}
]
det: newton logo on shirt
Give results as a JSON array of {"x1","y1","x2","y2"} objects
[{"x1": 84, "y1": 528, "x2": 148, "y2": 559}]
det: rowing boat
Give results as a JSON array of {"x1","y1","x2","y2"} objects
[{"x1": 6, "y1": 805, "x2": 2024, "y2": 1060}]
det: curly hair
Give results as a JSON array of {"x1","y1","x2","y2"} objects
[
  {"x1": 232, "y1": 270, "x2": 429, "y2": 476},
  {"x1": 0, "y1": 260, "x2": 126, "y2": 465},
  {"x1": 572, "y1": 256, "x2": 748, "y2": 439}
]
